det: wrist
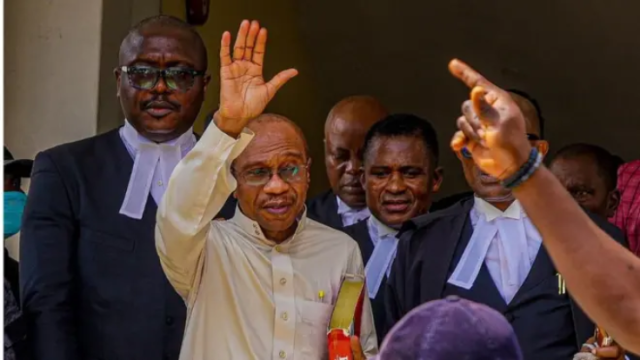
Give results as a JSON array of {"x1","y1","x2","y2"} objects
[
  {"x1": 500, "y1": 144, "x2": 534, "y2": 180},
  {"x1": 213, "y1": 110, "x2": 243, "y2": 139}
]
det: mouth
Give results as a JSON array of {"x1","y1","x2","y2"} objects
[
  {"x1": 263, "y1": 203, "x2": 293, "y2": 215},
  {"x1": 478, "y1": 172, "x2": 501, "y2": 185},
  {"x1": 341, "y1": 183, "x2": 363, "y2": 194},
  {"x1": 144, "y1": 101, "x2": 176, "y2": 118},
  {"x1": 382, "y1": 200, "x2": 411, "y2": 213}
]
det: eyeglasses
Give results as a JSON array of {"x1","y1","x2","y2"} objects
[
  {"x1": 236, "y1": 164, "x2": 308, "y2": 186},
  {"x1": 118, "y1": 66, "x2": 205, "y2": 92},
  {"x1": 461, "y1": 133, "x2": 540, "y2": 159}
]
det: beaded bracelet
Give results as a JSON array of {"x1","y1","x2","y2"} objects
[{"x1": 501, "y1": 148, "x2": 543, "y2": 189}]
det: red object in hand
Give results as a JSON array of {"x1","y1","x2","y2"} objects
[{"x1": 328, "y1": 329, "x2": 352, "y2": 360}]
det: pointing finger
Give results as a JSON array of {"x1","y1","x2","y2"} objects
[{"x1": 448, "y1": 59, "x2": 498, "y2": 91}]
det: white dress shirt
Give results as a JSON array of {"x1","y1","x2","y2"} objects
[
  {"x1": 448, "y1": 197, "x2": 542, "y2": 303},
  {"x1": 364, "y1": 216, "x2": 399, "y2": 299},
  {"x1": 155, "y1": 123, "x2": 378, "y2": 360},
  {"x1": 336, "y1": 196, "x2": 371, "y2": 227},
  {"x1": 119, "y1": 120, "x2": 196, "y2": 219}
]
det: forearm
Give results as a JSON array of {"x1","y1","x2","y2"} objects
[
  {"x1": 514, "y1": 166, "x2": 640, "y2": 348},
  {"x1": 156, "y1": 123, "x2": 253, "y2": 299}
]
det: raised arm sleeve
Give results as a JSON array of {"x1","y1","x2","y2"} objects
[{"x1": 155, "y1": 124, "x2": 253, "y2": 301}]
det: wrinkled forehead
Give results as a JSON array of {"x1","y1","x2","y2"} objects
[
  {"x1": 235, "y1": 123, "x2": 307, "y2": 168},
  {"x1": 120, "y1": 29, "x2": 202, "y2": 68}
]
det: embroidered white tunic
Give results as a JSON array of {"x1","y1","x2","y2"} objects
[{"x1": 155, "y1": 123, "x2": 378, "y2": 360}]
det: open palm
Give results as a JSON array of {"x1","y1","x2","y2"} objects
[{"x1": 218, "y1": 20, "x2": 297, "y2": 133}]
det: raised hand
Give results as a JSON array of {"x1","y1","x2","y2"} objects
[
  {"x1": 448, "y1": 59, "x2": 532, "y2": 180},
  {"x1": 216, "y1": 20, "x2": 298, "y2": 137}
]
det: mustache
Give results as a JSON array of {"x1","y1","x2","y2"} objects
[
  {"x1": 261, "y1": 196, "x2": 296, "y2": 208},
  {"x1": 141, "y1": 97, "x2": 181, "y2": 110}
]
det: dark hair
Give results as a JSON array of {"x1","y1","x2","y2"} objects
[
  {"x1": 507, "y1": 89, "x2": 544, "y2": 139},
  {"x1": 552, "y1": 143, "x2": 619, "y2": 191},
  {"x1": 362, "y1": 113, "x2": 439, "y2": 165}
]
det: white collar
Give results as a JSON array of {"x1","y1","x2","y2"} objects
[
  {"x1": 336, "y1": 196, "x2": 366, "y2": 215},
  {"x1": 122, "y1": 119, "x2": 194, "y2": 150},
  {"x1": 473, "y1": 196, "x2": 526, "y2": 222},
  {"x1": 367, "y1": 215, "x2": 398, "y2": 239}
]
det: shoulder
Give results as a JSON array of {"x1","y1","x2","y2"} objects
[
  {"x1": 304, "y1": 218, "x2": 359, "y2": 249},
  {"x1": 306, "y1": 189, "x2": 334, "y2": 209},
  {"x1": 585, "y1": 209, "x2": 627, "y2": 247},
  {"x1": 38, "y1": 129, "x2": 121, "y2": 165}
]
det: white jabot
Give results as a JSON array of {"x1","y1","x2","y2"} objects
[
  {"x1": 448, "y1": 197, "x2": 542, "y2": 303},
  {"x1": 364, "y1": 216, "x2": 399, "y2": 299},
  {"x1": 336, "y1": 196, "x2": 371, "y2": 227},
  {"x1": 155, "y1": 123, "x2": 378, "y2": 360},
  {"x1": 119, "y1": 120, "x2": 196, "y2": 219}
]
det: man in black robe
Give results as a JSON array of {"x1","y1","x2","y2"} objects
[
  {"x1": 385, "y1": 91, "x2": 629, "y2": 360},
  {"x1": 343, "y1": 114, "x2": 442, "y2": 342},
  {"x1": 307, "y1": 95, "x2": 388, "y2": 230}
]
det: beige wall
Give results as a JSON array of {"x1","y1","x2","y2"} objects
[{"x1": 4, "y1": 0, "x2": 160, "y2": 259}]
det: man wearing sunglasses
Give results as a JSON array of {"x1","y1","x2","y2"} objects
[
  {"x1": 385, "y1": 91, "x2": 627, "y2": 359},
  {"x1": 155, "y1": 20, "x2": 377, "y2": 359},
  {"x1": 20, "y1": 15, "x2": 211, "y2": 360}
]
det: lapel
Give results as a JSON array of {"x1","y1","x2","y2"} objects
[
  {"x1": 352, "y1": 221, "x2": 374, "y2": 264},
  {"x1": 509, "y1": 245, "x2": 555, "y2": 307},
  {"x1": 420, "y1": 199, "x2": 474, "y2": 302},
  {"x1": 326, "y1": 192, "x2": 344, "y2": 230}
]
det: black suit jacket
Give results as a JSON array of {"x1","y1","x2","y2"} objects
[
  {"x1": 385, "y1": 198, "x2": 629, "y2": 359},
  {"x1": 20, "y1": 129, "x2": 200, "y2": 360},
  {"x1": 306, "y1": 189, "x2": 345, "y2": 230}
]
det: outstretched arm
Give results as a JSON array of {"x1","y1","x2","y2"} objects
[{"x1": 448, "y1": 59, "x2": 640, "y2": 352}]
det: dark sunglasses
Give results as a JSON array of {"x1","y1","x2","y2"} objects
[
  {"x1": 118, "y1": 66, "x2": 205, "y2": 92},
  {"x1": 461, "y1": 133, "x2": 540, "y2": 159}
]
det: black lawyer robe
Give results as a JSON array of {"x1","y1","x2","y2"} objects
[{"x1": 385, "y1": 198, "x2": 631, "y2": 360}]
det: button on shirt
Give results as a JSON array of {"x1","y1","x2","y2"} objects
[
  {"x1": 119, "y1": 120, "x2": 196, "y2": 219},
  {"x1": 364, "y1": 216, "x2": 399, "y2": 299},
  {"x1": 448, "y1": 197, "x2": 542, "y2": 304},
  {"x1": 336, "y1": 197, "x2": 371, "y2": 227},
  {"x1": 155, "y1": 123, "x2": 378, "y2": 360}
]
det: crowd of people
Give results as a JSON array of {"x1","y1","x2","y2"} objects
[{"x1": 4, "y1": 14, "x2": 640, "y2": 360}]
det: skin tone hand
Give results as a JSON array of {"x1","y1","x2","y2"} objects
[
  {"x1": 579, "y1": 337, "x2": 625, "y2": 360},
  {"x1": 215, "y1": 20, "x2": 298, "y2": 138},
  {"x1": 448, "y1": 59, "x2": 532, "y2": 179},
  {"x1": 350, "y1": 336, "x2": 366, "y2": 360}
]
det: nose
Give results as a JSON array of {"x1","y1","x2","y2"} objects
[
  {"x1": 151, "y1": 74, "x2": 169, "y2": 94},
  {"x1": 262, "y1": 173, "x2": 290, "y2": 195},
  {"x1": 345, "y1": 157, "x2": 362, "y2": 175},
  {"x1": 386, "y1": 172, "x2": 407, "y2": 194}
]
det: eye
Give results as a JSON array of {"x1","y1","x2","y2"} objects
[{"x1": 247, "y1": 168, "x2": 270, "y2": 177}]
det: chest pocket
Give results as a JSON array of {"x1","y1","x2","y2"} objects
[{"x1": 296, "y1": 299, "x2": 333, "y2": 358}]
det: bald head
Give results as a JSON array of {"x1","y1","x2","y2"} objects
[
  {"x1": 119, "y1": 15, "x2": 207, "y2": 69},
  {"x1": 323, "y1": 96, "x2": 388, "y2": 208},
  {"x1": 246, "y1": 113, "x2": 309, "y2": 157},
  {"x1": 324, "y1": 95, "x2": 388, "y2": 136}
]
